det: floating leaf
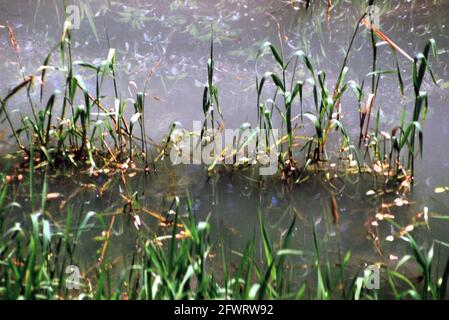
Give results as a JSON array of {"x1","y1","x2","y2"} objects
[
  {"x1": 46, "y1": 192, "x2": 63, "y2": 200},
  {"x1": 435, "y1": 187, "x2": 449, "y2": 194}
]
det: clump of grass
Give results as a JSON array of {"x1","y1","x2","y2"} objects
[
  {"x1": 0, "y1": 6, "x2": 438, "y2": 188},
  {"x1": 2, "y1": 168, "x2": 448, "y2": 300},
  {"x1": 256, "y1": 41, "x2": 307, "y2": 176},
  {"x1": 201, "y1": 36, "x2": 223, "y2": 141},
  {"x1": 1, "y1": 11, "x2": 150, "y2": 174},
  {"x1": 0, "y1": 164, "x2": 100, "y2": 299}
]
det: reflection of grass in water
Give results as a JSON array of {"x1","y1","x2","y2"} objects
[
  {"x1": 33, "y1": 0, "x2": 100, "y2": 42},
  {"x1": 116, "y1": 6, "x2": 152, "y2": 30}
]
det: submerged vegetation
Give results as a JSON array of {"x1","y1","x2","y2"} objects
[{"x1": 0, "y1": 0, "x2": 448, "y2": 300}]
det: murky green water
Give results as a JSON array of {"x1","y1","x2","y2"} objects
[{"x1": 1, "y1": 0, "x2": 449, "y2": 290}]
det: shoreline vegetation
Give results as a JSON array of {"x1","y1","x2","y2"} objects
[
  {"x1": 0, "y1": 6, "x2": 437, "y2": 184},
  {"x1": 1, "y1": 1, "x2": 448, "y2": 300},
  {"x1": 1, "y1": 174, "x2": 448, "y2": 299}
]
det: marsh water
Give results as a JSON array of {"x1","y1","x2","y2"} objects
[{"x1": 1, "y1": 0, "x2": 449, "y2": 290}]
